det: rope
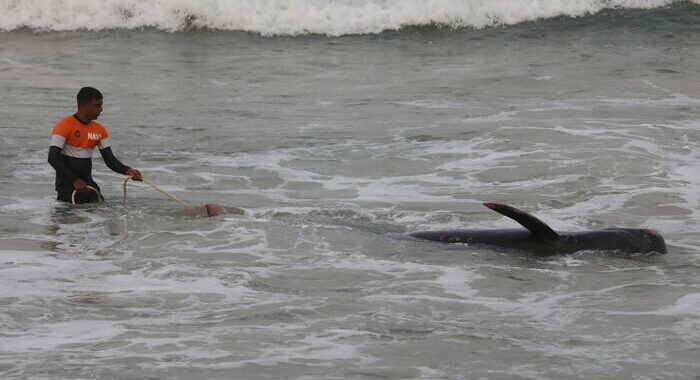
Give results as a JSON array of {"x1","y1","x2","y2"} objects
[
  {"x1": 71, "y1": 185, "x2": 102, "y2": 205},
  {"x1": 123, "y1": 176, "x2": 130, "y2": 207},
  {"x1": 123, "y1": 176, "x2": 190, "y2": 208}
]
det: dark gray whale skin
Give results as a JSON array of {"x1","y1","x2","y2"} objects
[{"x1": 411, "y1": 203, "x2": 667, "y2": 255}]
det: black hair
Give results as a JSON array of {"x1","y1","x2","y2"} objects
[{"x1": 77, "y1": 87, "x2": 103, "y2": 106}]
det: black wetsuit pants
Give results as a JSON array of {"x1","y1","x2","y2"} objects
[
  {"x1": 49, "y1": 149, "x2": 102, "y2": 204},
  {"x1": 49, "y1": 146, "x2": 128, "y2": 204}
]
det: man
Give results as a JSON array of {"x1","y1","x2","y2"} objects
[{"x1": 48, "y1": 87, "x2": 142, "y2": 204}]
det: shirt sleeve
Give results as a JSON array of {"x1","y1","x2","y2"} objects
[
  {"x1": 99, "y1": 147, "x2": 130, "y2": 175},
  {"x1": 97, "y1": 126, "x2": 110, "y2": 149},
  {"x1": 50, "y1": 134, "x2": 66, "y2": 147},
  {"x1": 97, "y1": 137, "x2": 111, "y2": 149},
  {"x1": 50, "y1": 120, "x2": 70, "y2": 147},
  {"x1": 48, "y1": 122, "x2": 78, "y2": 183}
]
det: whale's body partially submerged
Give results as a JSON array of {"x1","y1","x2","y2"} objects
[{"x1": 411, "y1": 203, "x2": 667, "y2": 255}]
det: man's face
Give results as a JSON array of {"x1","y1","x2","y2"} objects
[{"x1": 80, "y1": 99, "x2": 103, "y2": 121}]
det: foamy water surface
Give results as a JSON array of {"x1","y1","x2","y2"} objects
[{"x1": 1, "y1": 4, "x2": 700, "y2": 379}]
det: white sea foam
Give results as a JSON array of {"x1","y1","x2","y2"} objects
[
  {"x1": 1, "y1": 320, "x2": 127, "y2": 352},
  {"x1": 0, "y1": 0, "x2": 694, "y2": 36},
  {"x1": 0, "y1": 250, "x2": 236, "y2": 298},
  {"x1": 609, "y1": 293, "x2": 700, "y2": 316}
]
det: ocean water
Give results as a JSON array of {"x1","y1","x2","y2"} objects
[{"x1": 1, "y1": 1, "x2": 700, "y2": 379}]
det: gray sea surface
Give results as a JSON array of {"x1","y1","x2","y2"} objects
[{"x1": 1, "y1": 7, "x2": 700, "y2": 380}]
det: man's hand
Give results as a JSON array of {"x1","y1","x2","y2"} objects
[
  {"x1": 126, "y1": 168, "x2": 143, "y2": 181},
  {"x1": 73, "y1": 179, "x2": 88, "y2": 191}
]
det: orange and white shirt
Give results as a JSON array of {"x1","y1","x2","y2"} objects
[{"x1": 50, "y1": 115, "x2": 111, "y2": 158}]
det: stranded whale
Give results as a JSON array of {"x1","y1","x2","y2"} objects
[{"x1": 411, "y1": 203, "x2": 667, "y2": 255}]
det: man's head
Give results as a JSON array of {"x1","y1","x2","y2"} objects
[{"x1": 76, "y1": 87, "x2": 103, "y2": 121}]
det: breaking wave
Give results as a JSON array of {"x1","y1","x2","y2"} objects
[{"x1": 0, "y1": 0, "x2": 698, "y2": 36}]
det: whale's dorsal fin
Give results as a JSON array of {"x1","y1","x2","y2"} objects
[{"x1": 483, "y1": 203, "x2": 560, "y2": 241}]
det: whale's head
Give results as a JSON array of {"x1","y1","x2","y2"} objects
[
  {"x1": 600, "y1": 228, "x2": 667, "y2": 254},
  {"x1": 640, "y1": 229, "x2": 667, "y2": 254}
]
